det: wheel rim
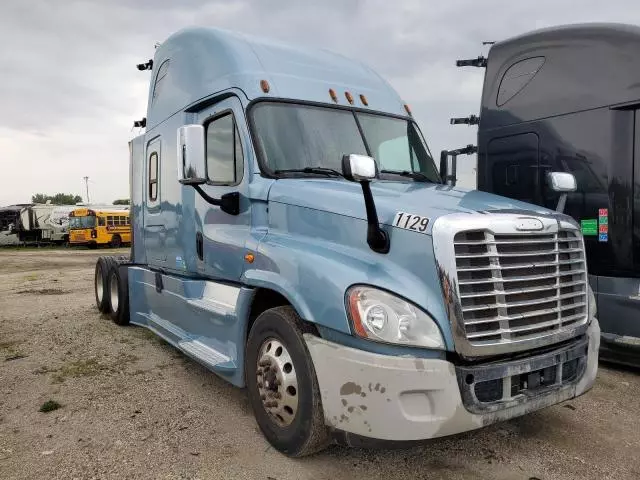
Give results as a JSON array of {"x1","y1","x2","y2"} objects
[
  {"x1": 257, "y1": 338, "x2": 299, "y2": 427},
  {"x1": 110, "y1": 274, "x2": 119, "y2": 312},
  {"x1": 95, "y1": 264, "x2": 103, "y2": 303}
]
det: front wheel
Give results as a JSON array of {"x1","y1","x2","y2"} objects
[{"x1": 245, "y1": 306, "x2": 330, "y2": 457}]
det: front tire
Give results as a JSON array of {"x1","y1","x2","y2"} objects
[
  {"x1": 107, "y1": 263, "x2": 130, "y2": 326},
  {"x1": 245, "y1": 306, "x2": 330, "y2": 457},
  {"x1": 110, "y1": 235, "x2": 122, "y2": 248}
]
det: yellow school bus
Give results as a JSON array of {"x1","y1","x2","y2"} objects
[{"x1": 69, "y1": 208, "x2": 131, "y2": 248}]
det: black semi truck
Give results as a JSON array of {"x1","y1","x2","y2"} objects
[{"x1": 451, "y1": 23, "x2": 640, "y2": 366}]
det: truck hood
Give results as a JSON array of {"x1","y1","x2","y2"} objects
[{"x1": 268, "y1": 179, "x2": 552, "y2": 232}]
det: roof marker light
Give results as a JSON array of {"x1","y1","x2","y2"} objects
[
  {"x1": 329, "y1": 89, "x2": 338, "y2": 103},
  {"x1": 260, "y1": 80, "x2": 270, "y2": 93},
  {"x1": 345, "y1": 91, "x2": 354, "y2": 104},
  {"x1": 359, "y1": 94, "x2": 368, "y2": 106},
  {"x1": 404, "y1": 104, "x2": 412, "y2": 116}
]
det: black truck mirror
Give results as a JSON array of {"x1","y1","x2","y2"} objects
[{"x1": 177, "y1": 125, "x2": 207, "y2": 185}]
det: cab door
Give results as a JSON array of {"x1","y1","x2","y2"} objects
[
  {"x1": 168, "y1": 95, "x2": 253, "y2": 347},
  {"x1": 482, "y1": 132, "x2": 540, "y2": 205},
  {"x1": 191, "y1": 96, "x2": 252, "y2": 282}
]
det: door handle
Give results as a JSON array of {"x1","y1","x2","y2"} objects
[{"x1": 196, "y1": 231, "x2": 203, "y2": 261}]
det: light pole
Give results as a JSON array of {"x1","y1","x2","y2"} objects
[{"x1": 83, "y1": 176, "x2": 90, "y2": 204}]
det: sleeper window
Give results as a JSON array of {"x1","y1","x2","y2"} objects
[
  {"x1": 149, "y1": 152, "x2": 158, "y2": 201},
  {"x1": 152, "y1": 60, "x2": 170, "y2": 101},
  {"x1": 206, "y1": 113, "x2": 244, "y2": 184}
]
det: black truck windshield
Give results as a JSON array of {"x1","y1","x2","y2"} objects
[{"x1": 251, "y1": 103, "x2": 440, "y2": 183}]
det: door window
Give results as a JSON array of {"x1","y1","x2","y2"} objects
[{"x1": 206, "y1": 113, "x2": 244, "y2": 185}]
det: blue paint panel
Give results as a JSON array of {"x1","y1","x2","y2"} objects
[
  {"x1": 267, "y1": 178, "x2": 552, "y2": 234},
  {"x1": 128, "y1": 266, "x2": 252, "y2": 387},
  {"x1": 243, "y1": 199, "x2": 455, "y2": 350},
  {"x1": 145, "y1": 27, "x2": 408, "y2": 130},
  {"x1": 599, "y1": 233, "x2": 608, "y2": 242}
]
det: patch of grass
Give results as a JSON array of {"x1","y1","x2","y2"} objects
[
  {"x1": 52, "y1": 358, "x2": 104, "y2": 383},
  {"x1": 16, "y1": 288, "x2": 68, "y2": 295},
  {"x1": 51, "y1": 354, "x2": 140, "y2": 383},
  {"x1": 39, "y1": 400, "x2": 62, "y2": 413},
  {"x1": 5, "y1": 353, "x2": 27, "y2": 361},
  {"x1": 0, "y1": 340, "x2": 21, "y2": 350},
  {"x1": 24, "y1": 274, "x2": 39, "y2": 282},
  {"x1": 135, "y1": 328, "x2": 166, "y2": 345},
  {"x1": 33, "y1": 365, "x2": 55, "y2": 375},
  {"x1": 0, "y1": 340, "x2": 26, "y2": 361},
  {"x1": 111, "y1": 353, "x2": 140, "y2": 370}
]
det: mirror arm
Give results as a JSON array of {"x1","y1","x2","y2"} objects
[
  {"x1": 556, "y1": 193, "x2": 568, "y2": 213},
  {"x1": 360, "y1": 181, "x2": 390, "y2": 254},
  {"x1": 192, "y1": 186, "x2": 240, "y2": 216}
]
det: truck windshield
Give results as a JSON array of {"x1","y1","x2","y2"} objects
[
  {"x1": 251, "y1": 102, "x2": 440, "y2": 183},
  {"x1": 69, "y1": 216, "x2": 96, "y2": 229}
]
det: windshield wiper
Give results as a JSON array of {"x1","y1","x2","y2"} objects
[
  {"x1": 380, "y1": 169, "x2": 431, "y2": 181},
  {"x1": 274, "y1": 167, "x2": 343, "y2": 177}
]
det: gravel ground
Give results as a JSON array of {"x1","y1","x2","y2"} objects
[{"x1": 1, "y1": 248, "x2": 639, "y2": 480}]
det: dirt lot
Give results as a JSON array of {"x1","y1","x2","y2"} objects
[{"x1": 0, "y1": 249, "x2": 639, "y2": 480}]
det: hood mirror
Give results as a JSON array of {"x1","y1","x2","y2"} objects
[
  {"x1": 342, "y1": 154, "x2": 377, "y2": 182},
  {"x1": 546, "y1": 171, "x2": 577, "y2": 213},
  {"x1": 342, "y1": 154, "x2": 389, "y2": 254}
]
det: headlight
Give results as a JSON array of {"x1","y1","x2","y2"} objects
[{"x1": 346, "y1": 286, "x2": 445, "y2": 349}]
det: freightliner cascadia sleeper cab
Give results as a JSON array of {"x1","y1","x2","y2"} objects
[
  {"x1": 470, "y1": 23, "x2": 640, "y2": 366},
  {"x1": 94, "y1": 27, "x2": 599, "y2": 456}
]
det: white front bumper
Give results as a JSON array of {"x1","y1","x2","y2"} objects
[{"x1": 305, "y1": 318, "x2": 600, "y2": 441}]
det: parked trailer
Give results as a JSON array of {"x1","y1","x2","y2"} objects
[
  {"x1": 461, "y1": 23, "x2": 640, "y2": 366},
  {"x1": 95, "y1": 27, "x2": 599, "y2": 456},
  {"x1": 0, "y1": 205, "x2": 28, "y2": 246},
  {"x1": 17, "y1": 204, "x2": 76, "y2": 244}
]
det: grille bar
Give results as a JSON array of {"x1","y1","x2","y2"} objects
[
  {"x1": 464, "y1": 301, "x2": 587, "y2": 330},
  {"x1": 454, "y1": 229, "x2": 588, "y2": 347},
  {"x1": 462, "y1": 290, "x2": 586, "y2": 313},
  {"x1": 459, "y1": 279, "x2": 585, "y2": 299},
  {"x1": 457, "y1": 258, "x2": 585, "y2": 272},
  {"x1": 459, "y1": 269, "x2": 586, "y2": 286},
  {"x1": 456, "y1": 248, "x2": 583, "y2": 259}
]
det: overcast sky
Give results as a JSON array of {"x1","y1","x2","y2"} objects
[{"x1": 1, "y1": 0, "x2": 640, "y2": 206}]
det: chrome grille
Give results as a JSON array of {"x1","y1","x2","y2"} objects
[{"x1": 453, "y1": 229, "x2": 588, "y2": 346}]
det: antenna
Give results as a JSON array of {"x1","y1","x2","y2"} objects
[{"x1": 83, "y1": 176, "x2": 90, "y2": 204}]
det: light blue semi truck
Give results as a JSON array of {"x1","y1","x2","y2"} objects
[{"x1": 94, "y1": 27, "x2": 600, "y2": 456}]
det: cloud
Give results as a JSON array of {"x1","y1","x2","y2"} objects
[{"x1": 1, "y1": 0, "x2": 640, "y2": 203}]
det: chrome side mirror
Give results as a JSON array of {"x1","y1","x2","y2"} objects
[
  {"x1": 546, "y1": 172, "x2": 577, "y2": 213},
  {"x1": 341, "y1": 154, "x2": 377, "y2": 182},
  {"x1": 341, "y1": 154, "x2": 389, "y2": 254},
  {"x1": 546, "y1": 172, "x2": 577, "y2": 193},
  {"x1": 177, "y1": 125, "x2": 206, "y2": 185}
]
